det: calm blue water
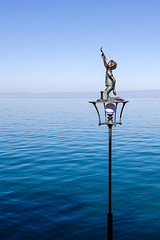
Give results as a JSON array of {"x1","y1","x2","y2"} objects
[{"x1": 0, "y1": 97, "x2": 160, "y2": 240}]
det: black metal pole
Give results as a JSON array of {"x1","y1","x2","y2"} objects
[{"x1": 107, "y1": 124, "x2": 113, "y2": 240}]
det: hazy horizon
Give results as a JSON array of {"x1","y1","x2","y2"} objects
[
  {"x1": 0, "y1": 89, "x2": 160, "y2": 93},
  {"x1": 1, "y1": 89, "x2": 160, "y2": 98}
]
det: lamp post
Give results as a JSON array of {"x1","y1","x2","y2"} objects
[
  {"x1": 89, "y1": 99, "x2": 128, "y2": 240},
  {"x1": 106, "y1": 103, "x2": 115, "y2": 240}
]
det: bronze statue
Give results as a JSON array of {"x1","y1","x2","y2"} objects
[{"x1": 100, "y1": 48, "x2": 117, "y2": 101}]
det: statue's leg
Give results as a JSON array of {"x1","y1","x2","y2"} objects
[{"x1": 106, "y1": 86, "x2": 113, "y2": 100}]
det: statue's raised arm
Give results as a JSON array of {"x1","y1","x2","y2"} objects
[{"x1": 100, "y1": 47, "x2": 108, "y2": 69}]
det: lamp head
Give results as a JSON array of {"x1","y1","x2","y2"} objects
[{"x1": 105, "y1": 103, "x2": 116, "y2": 116}]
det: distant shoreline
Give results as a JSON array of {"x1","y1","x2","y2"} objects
[{"x1": 0, "y1": 90, "x2": 160, "y2": 98}]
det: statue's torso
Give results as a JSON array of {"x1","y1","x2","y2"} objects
[{"x1": 105, "y1": 71, "x2": 113, "y2": 87}]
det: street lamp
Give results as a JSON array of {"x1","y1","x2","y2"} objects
[
  {"x1": 89, "y1": 48, "x2": 128, "y2": 239},
  {"x1": 89, "y1": 98, "x2": 128, "y2": 240}
]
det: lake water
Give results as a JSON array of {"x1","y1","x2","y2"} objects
[{"x1": 0, "y1": 97, "x2": 160, "y2": 240}]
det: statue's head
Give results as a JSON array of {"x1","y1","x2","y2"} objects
[{"x1": 108, "y1": 60, "x2": 117, "y2": 70}]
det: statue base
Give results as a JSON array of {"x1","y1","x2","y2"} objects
[
  {"x1": 101, "y1": 91, "x2": 109, "y2": 101},
  {"x1": 97, "y1": 91, "x2": 111, "y2": 101},
  {"x1": 97, "y1": 91, "x2": 124, "y2": 102}
]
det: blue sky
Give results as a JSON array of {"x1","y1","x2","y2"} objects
[{"x1": 0, "y1": 0, "x2": 160, "y2": 93}]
